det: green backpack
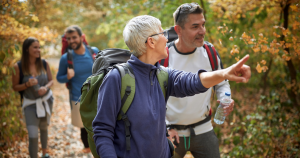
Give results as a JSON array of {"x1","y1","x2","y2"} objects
[{"x1": 79, "y1": 49, "x2": 169, "y2": 158}]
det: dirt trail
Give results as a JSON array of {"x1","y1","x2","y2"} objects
[{"x1": 8, "y1": 57, "x2": 193, "y2": 158}]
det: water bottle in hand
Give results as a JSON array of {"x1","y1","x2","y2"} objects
[
  {"x1": 214, "y1": 92, "x2": 231, "y2": 125},
  {"x1": 30, "y1": 76, "x2": 40, "y2": 91}
]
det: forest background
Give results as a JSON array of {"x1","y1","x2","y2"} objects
[{"x1": 0, "y1": 0, "x2": 299, "y2": 157}]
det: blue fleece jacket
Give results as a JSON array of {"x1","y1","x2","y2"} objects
[
  {"x1": 92, "y1": 55, "x2": 208, "y2": 158},
  {"x1": 56, "y1": 46, "x2": 99, "y2": 101}
]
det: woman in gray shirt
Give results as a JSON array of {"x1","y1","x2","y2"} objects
[{"x1": 12, "y1": 37, "x2": 54, "y2": 158}]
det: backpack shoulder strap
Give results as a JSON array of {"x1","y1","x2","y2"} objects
[
  {"x1": 114, "y1": 63, "x2": 135, "y2": 151},
  {"x1": 42, "y1": 59, "x2": 47, "y2": 70},
  {"x1": 66, "y1": 49, "x2": 74, "y2": 69},
  {"x1": 86, "y1": 45, "x2": 96, "y2": 61},
  {"x1": 159, "y1": 42, "x2": 173, "y2": 67},
  {"x1": 114, "y1": 63, "x2": 135, "y2": 120},
  {"x1": 157, "y1": 66, "x2": 169, "y2": 100},
  {"x1": 17, "y1": 61, "x2": 24, "y2": 105},
  {"x1": 17, "y1": 61, "x2": 23, "y2": 85},
  {"x1": 203, "y1": 42, "x2": 218, "y2": 71}
]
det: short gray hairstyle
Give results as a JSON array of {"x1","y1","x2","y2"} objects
[
  {"x1": 123, "y1": 15, "x2": 161, "y2": 57},
  {"x1": 173, "y1": 3, "x2": 203, "y2": 29}
]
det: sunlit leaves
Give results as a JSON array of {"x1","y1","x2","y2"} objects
[{"x1": 31, "y1": 15, "x2": 39, "y2": 22}]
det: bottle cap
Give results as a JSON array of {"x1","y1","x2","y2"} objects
[{"x1": 225, "y1": 92, "x2": 231, "y2": 96}]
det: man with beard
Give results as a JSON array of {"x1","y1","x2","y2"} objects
[
  {"x1": 57, "y1": 25, "x2": 99, "y2": 153},
  {"x1": 165, "y1": 3, "x2": 234, "y2": 158}
]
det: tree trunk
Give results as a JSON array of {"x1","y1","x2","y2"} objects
[{"x1": 281, "y1": 2, "x2": 299, "y2": 107}]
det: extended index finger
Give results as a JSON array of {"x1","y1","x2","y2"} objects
[{"x1": 235, "y1": 54, "x2": 250, "y2": 69}]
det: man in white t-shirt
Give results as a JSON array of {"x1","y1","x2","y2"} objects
[{"x1": 165, "y1": 3, "x2": 235, "y2": 158}]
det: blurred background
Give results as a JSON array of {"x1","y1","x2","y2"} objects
[{"x1": 0, "y1": 0, "x2": 299, "y2": 157}]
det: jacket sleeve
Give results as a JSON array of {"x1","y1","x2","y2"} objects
[
  {"x1": 92, "y1": 69, "x2": 121, "y2": 158},
  {"x1": 56, "y1": 54, "x2": 69, "y2": 83},
  {"x1": 166, "y1": 68, "x2": 209, "y2": 98},
  {"x1": 215, "y1": 54, "x2": 231, "y2": 100}
]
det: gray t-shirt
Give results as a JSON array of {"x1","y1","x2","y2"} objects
[{"x1": 22, "y1": 71, "x2": 49, "y2": 99}]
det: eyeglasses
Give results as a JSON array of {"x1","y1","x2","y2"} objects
[
  {"x1": 175, "y1": 3, "x2": 199, "y2": 23},
  {"x1": 145, "y1": 31, "x2": 169, "y2": 43}
]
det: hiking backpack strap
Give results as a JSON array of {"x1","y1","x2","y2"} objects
[
  {"x1": 159, "y1": 42, "x2": 172, "y2": 67},
  {"x1": 17, "y1": 61, "x2": 24, "y2": 105},
  {"x1": 156, "y1": 66, "x2": 169, "y2": 99},
  {"x1": 114, "y1": 63, "x2": 135, "y2": 151},
  {"x1": 203, "y1": 44, "x2": 218, "y2": 71},
  {"x1": 86, "y1": 45, "x2": 96, "y2": 61}
]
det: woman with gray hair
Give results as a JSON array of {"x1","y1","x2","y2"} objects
[{"x1": 92, "y1": 15, "x2": 251, "y2": 158}]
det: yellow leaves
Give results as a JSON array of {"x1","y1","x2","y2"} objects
[
  {"x1": 219, "y1": 39, "x2": 222, "y2": 45},
  {"x1": 282, "y1": 54, "x2": 291, "y2": 61},
  {"x1": 256, "y1": 62, "x2": 268, "y2": 73},
  {"x1": 261, "y1": 45, "x2": 268, "y2": 53},
  {"x1": 273, "y1": 32, "x2": 280, "y2": 38},
  {"x1": 292, "y1": 21, "x2": 300, "y2": 30},
  {"x1": 229, "y1": 36, "x2": 233, "y2": 41},
  {"x1": 2, "y1": 67, "x2": 7, "y2": 74},
  {"x1": 256, "y1": 63, "x2": 262, "y2": 73},
  {"x1": 260, "y1": 60, "x2": 266, "y2": 65},
  {"x1": 292, "y1": 36, "x2": 297, "y2": 45},
  {"x1": 230, "y1": 45, "x2": 239, "y2": 55},
  {"x1": 39, "y1": 41, "x2": 45, "y2": 46},
  {"x1": 252, "y1": 45, "x2": 260, "y2": 53},
  {"x1": 281, "y1": 28, "x2": 289, "y2": 36},
  {"x1": 31, "y1": 15, "x2": 39, "y2": 22},
  {"x1": 217, "y1": 26, "x2": 223, "y2": 30},
  {"x1": 235, "y1": 57, "x2": 240, "y2": 62},
  {"x1": 259, "y1": 33, "x2": 263, "y2": 38},
  {"x1": 290, "y1": 5, "x2": 298, "y2": 12}
]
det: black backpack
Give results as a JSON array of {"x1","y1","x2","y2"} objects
[{"x1": 17, "y1": 59, "x2": 47, "y2": 105}]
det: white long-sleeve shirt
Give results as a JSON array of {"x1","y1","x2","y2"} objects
[{"x1": 166, "y1": 41, "x2": 231, "y2": 136}]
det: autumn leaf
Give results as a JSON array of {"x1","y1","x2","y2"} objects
[
  {"x1": 260, "y1": 60, "x2": 266, "y2": 65},
  {"x1": 31, "y1": 15, "x2": 39, "y2": 22},
  {"x1": 259, "y1": 33, "x2": 263, "y2": 38},
  {"x1": 290, "y1": 5, "x2": 298, "y2": 11},
  {"x1": 282, "y1": 28, "x2": 288, "y2": 36},
  {"x1": 218, "y1": 26, "x2": 223, "y2": 30},
  {"x1": 273, "y1": 32, "x2": 280, "y2": 38},
  {"x1": 219, "y1": 39, "x2": 222, "y2": 45},
  {"x1": 235, "y1": 56, "x2": 240, "y2": 62},
  {"x1": 262, "y1": 66, "x2": 268, "y2": 72},
  {"x1": 256, "y1": 62, "x2": 262, "y2": 73},
  {"x1": 261, "y1": 45, "x2": 268, "y2": 53},
  {"x1": 252, "y1": 46, "x2": 260, "y2": 53},
  {"x1": 229, "y1": 36, "x2": 233, "y2": 41}
]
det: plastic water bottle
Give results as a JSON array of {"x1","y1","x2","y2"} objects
[{"x1": 214, "y1": 92, "x2": 231, "y2": 124}]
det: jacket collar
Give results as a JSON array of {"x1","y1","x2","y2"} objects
[{"x1": 128, "y1": 55, "x2": 160, "y2": 75}]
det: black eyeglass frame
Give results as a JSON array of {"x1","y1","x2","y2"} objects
[{"x1": 145, "y1": 31, "x2": 169, "y2": 43}]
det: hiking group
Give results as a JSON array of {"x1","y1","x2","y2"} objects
[{"x1": 12, "y1": 2, "x2": 251, "y2": 158}]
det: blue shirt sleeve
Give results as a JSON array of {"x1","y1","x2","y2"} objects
[
  {"x1": 91, "y1": 47, "x2": 99, "y2": 54},
  {"x1": 93, "y1": 69, "x2": 121, "y2": 158},
  {"x1": 166, "y1": 67, "x2": 208, "y2": 98},
  {"x1": 56, "y1": 53, "x2": 69, "y2": 83}
]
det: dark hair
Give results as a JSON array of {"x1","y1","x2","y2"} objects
[
  {"x1": 65, "y1": 25, "x2": 83, "y2": 36},
  {"x1": 173, "y1": 3, "x2": 203, "y2": 29},
  {"x1": 21, "y1": 37, "x2": 45, "y2": 75}
]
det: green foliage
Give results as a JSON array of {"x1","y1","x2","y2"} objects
[
  {"x1": 0, "y1": 74, "x2": 27, "y2": 150},
  {"x1": 218, "y1": 92, "x2": 300, "y2": 157}
]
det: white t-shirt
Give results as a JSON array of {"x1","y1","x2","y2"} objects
[{"x1": 166, "y1": 41, "x2": 231, "y2": 136}]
